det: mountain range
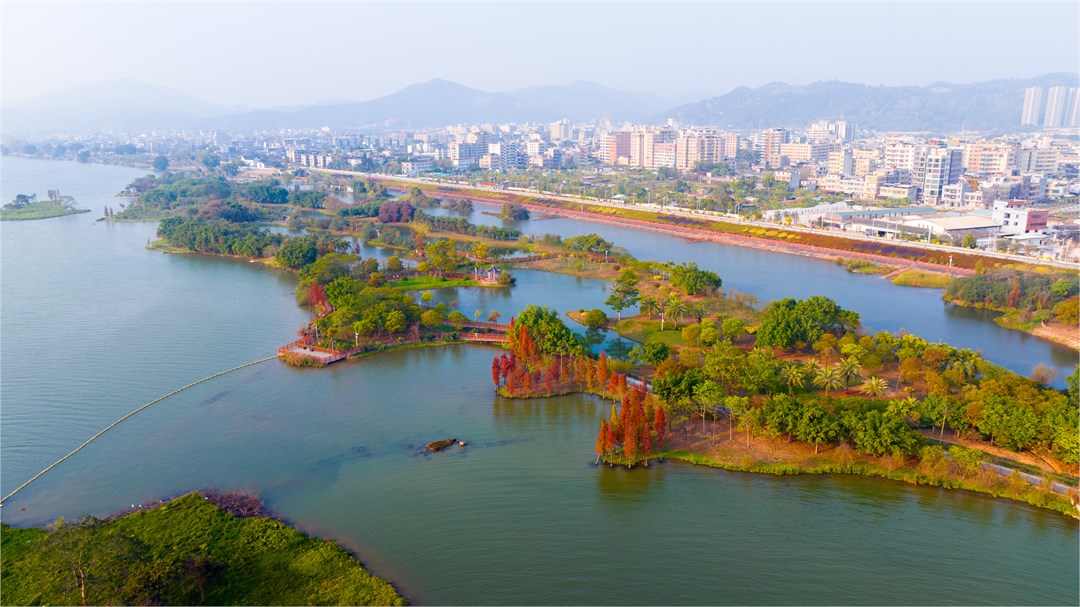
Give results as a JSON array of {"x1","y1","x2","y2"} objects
[{"x1": 3, "y1": 74, "x2": 1076, "y2": 135}]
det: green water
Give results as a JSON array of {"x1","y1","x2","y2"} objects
[{"x1": 1, "y1": 157, "x2": 1076, "y2": 605}]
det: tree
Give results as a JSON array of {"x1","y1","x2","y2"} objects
[
  {"x1": 386, "y1": 256, "x2": 404, "y2": 273},
  {"x1": 604, "y1": 269, "x2": 641, "y2": 321},
  {"x1": 795, "y1": 405, "x2": 840, "y2": 454},
  {"x1": 512, "y1": 304, "x2": 587, "y2": 355},
  {"x1": 500, "y1": 203, "x2": 530, "y2": 220},
  {"x1": 720, "y1": 317, "x2": 746, "y2": 343},
  {"x1": 384, "y1": 310, "x2": 407, "y2": 334},
  {"x1": 691, "y1": 380, "x2": 724, "y2": 434},
  {"x1": 447, "y1": 310, "x2": 469, "y2": 330},
  {"x1": 275, "y1": 238, "x2": 318, "y2": 269},
  {"x1": 949, "y1": 445, "x2": 984, "y2": 478},
  {"x1": 859, "y1": 376, "x2": 888, "y2": 398},
  {"x1": 421, "y1": 309, "x2": 444, "y2": 328},
  {"x1": 470, "y1": 242, "x2": 488, "y2": 261},
  {"x1": 663, "y1": 296, "x2": 686, "y2": 330},
  {"x1": 152, "y1": 155, "x2": 169, "y2": 171},
  {"x1": 487, "y1": 310, "x2": 502, "y2": 323},
  {"x1": 420, "y1": 291, "x2": 434, "y2": 308},
  {"x1": 814, "y1": 365, "x2": 845, "y2": 397},
  {"x1": 756, "y1": 296, "x2": 859, "y2": 349},
  {"x1": 43, "y1": 517, "x2": 140, "y2": 606},
  {"x1": 781, "y1": 364, "x2": 806, "y2": 396},
  {"x1": 582, "y1": 308, "x2": 608, "y2": 329},
  {"x1": 962, "y1": 233, "x2": 977, "y2": 249},
  {"x1": 639, "y1": 297, "x2": 660, "y2": 319},
  {"x1": 199, "y1": 152, "x2": 220, "y2": 170},
  {"x1": 838, "y1": 356, "x2": 863, "y2": 387}
]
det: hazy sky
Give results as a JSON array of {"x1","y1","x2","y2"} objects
[{"x1": 3, "y1": 1, "x2": 1078, "y2": 108}]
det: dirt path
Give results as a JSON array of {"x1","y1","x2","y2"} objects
[{"x1": 918, "y1": 428, "x2": 1079, "y2": 479}]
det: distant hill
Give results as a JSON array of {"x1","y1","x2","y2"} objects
[
  {"x1": 4, "y1": 74, "x2": 1077, "y2": 134},
  {"x1": 2, "y1": 79, "x2": 246, "y2": 134},
  {"x1": 511, "y1": 81, "x2": 671, "y2": 122},
  {"x1": 662, "y1": 73, "x2": 1080, "y2": 132},
  {"x1": 207, "y1": 79, "x2": 538, "y2": 131}
]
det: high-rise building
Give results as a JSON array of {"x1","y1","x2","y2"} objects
[
  {"x1": 675, "y1": 131, "x2": 720, "y2": 172},
  {"x1": 758, "y1": 128, "x2": 788, "y2": 167},
  {"x1": 913, "y1": 147, "x2": 963, "y2": 204},
  {"x1": 601, "y1": 132, "x2": 631, "y2": 165},
  {"x1": 1044, "y1": 86, "x2": 1076, "y2": 128},
  {"x1": 1021, "y1": 87, "x2": 1044, "y2": 126},
  {"x1": 963, "y1": 141, "x2": 1017, "y2": 176},
  {"x1": 722, "y1": 133, "x2": 740, "y2": 158}
]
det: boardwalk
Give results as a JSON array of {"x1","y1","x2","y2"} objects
[{"x1": 279, "y1": 322, "x2": 512, "y2": 365}]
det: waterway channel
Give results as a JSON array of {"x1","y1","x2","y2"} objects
[{"x1": 1, "y1": 157, "x2": 1076, "y2": 605}]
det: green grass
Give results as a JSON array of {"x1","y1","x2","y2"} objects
[
  {"x1": 612, "y1": 316, "x2": 687, "y2": 346},
  {"x1": 389, "y1": 275, "x2": 477, "y2": 290},
  {"x1": 0, "y1": 493, "x2": 405, "y2": 606},
  {"x1": 0, "y1": 200, "x2": 90, "y2": 220},
  {"x1": 890, "y1": 270, "x2": 954, "y2": 289},
  {"x1": 652, "y1": 450, "x2": 1075, "y2": 517}
]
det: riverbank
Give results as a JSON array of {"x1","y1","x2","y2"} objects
[
  {"x1": 646, "y1": 420, "x2": 1077, "y2": 518},
  {"x1": 941, "y1": 296, "x2": 1079, "y2": 351},
  {"x1": 0, "y1": 491, "x2": 406, "y2": 605}
]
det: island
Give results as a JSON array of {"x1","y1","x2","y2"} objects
[
  {"x1": 1, "y1": 192, "x2": 89, "y2": 220},
  {"x1": 0, "y1": 491, "x2": 404, "y2": 606}
]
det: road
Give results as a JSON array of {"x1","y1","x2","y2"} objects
[{"x1": 311, "y1": 168, "x2": 1079, "y2": 272}]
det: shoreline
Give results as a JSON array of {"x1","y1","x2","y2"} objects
[
  {"x1": 400, "y1": 186, "x2": 976, "y2": 279},
  {"x1": 653, "y1": 449, "x2": 1078, "y2": 519}
]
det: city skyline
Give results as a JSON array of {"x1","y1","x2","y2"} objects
[{"x1": 3, "y1": 1, "x2": 1078, "y2": 109}]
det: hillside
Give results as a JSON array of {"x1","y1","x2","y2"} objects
[{"x1": 663, "y1": 73, "x2": 1080, "y2": 132}]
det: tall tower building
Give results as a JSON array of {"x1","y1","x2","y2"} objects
[
  {"x1": 1021, "y1": 87, "x2": 1044, "y2": 126},
  {"x1": 1068, "y1": 90, "x2": 1080, "y2": 128},
  {"x1": 1044, "y1": 86, "x2": 1072, "y2": 128}
]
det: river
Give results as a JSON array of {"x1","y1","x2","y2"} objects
[{"x1": 1, "y1": 157, "x2": 1076, "y2": 605}]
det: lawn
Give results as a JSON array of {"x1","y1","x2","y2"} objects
[
  {"x1": 390, "y1": 275, "x2": 477, "y2": 290},
  {"x1": 613, "y1": 316, "x2": 687, "y2": 346}
]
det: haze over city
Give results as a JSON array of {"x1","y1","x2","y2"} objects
[{"x1": 3, "y1": 1, "x2": 1078, "y2": 109}]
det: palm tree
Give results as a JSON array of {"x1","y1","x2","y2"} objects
[
  {"x1": 814, "y1": 366, "x2": 845, "y2": 397},
  {"x1": 838, "y1": 356, "x2": 863, "y2": 387},
  {"x1": 665, "y1": 297, "x2": 687, "y2": 329},
  {"x1": 859, "y1": 376, "x2": 888, "y2": 398},
  {"x1": 781, "y1": 364, "x2": 806, "y2": 396},
  {"x1": 639, "y1": 297, "x2": 659, "y2": 319}
]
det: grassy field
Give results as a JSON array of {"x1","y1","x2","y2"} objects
[
  {"x1": 890, "y1": 269, "x2": 954, "y2": 289},
  {"x1": 389, "y1": 275, "x2": 477, "y2": 290},
  {"x1": 612, "y1": 316, "x2": 688, "y2": 346},
  {"x1": 0, "y1": 493, "x2": 405, "y2": 606}
]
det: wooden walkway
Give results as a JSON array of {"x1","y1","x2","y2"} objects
[{"x1": 279, "y1": 322, "x2": 511, "y2": 365}]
